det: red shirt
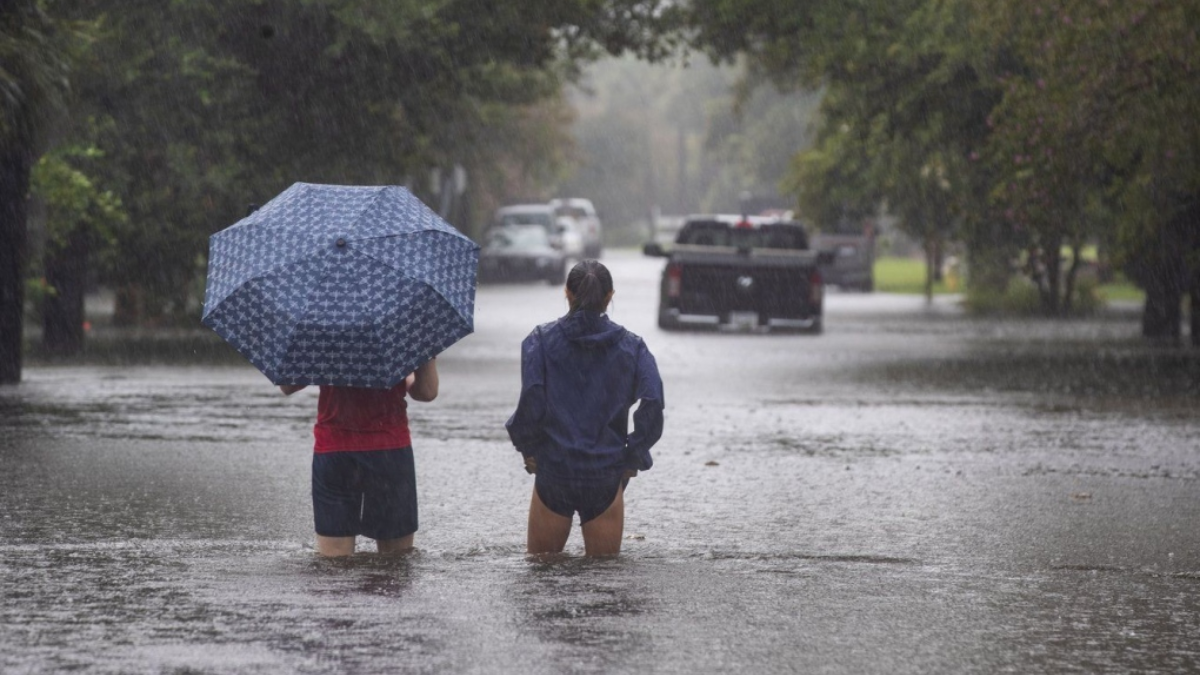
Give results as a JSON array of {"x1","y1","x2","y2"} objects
[{"x1": 313, "y1": 384, "x2": 411, "y2": 453}]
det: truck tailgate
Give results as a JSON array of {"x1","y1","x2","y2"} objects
[{"x1": 672, "y1": 249, "x2": 819, "y2": 319}]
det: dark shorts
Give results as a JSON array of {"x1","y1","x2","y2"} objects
[
  {"x1": 312, "y1": 447, "x2": 417, "y2": 541},
  {"x1": 535, "y1": 473, "x2": 628, "y2": 524}
]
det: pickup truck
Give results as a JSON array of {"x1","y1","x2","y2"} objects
[
  {"x1": 812, "y1": 232, "x2": 875, "y2": 292},
  {"x1": 643, "y1": 215, "x2": 828, "y2": 333}
]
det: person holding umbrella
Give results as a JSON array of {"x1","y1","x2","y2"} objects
[
  {"x1": 281, "y1": 357, "x2": 437, "y2": 556},
  {"x1": 506, "y1": 260, "x2": 665, "y2": 557},
  {"x1": 201, "y1": 183, "x2": 480, "y2": 557}
]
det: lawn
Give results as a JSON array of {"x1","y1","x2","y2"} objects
[
  {"x1": 872, "y1": 257, "x2": 955, "y2": 294},
  {"x1": 1095, "y1": 280, "x2": 1145, "y2": 302},
  {"x1": 873, "y1": 256, "x2": 1145, "y2": 303}
]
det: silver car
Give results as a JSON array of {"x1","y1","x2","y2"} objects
[{"x1": 550, "y1": 197, "x2": 603, "y2": 258}]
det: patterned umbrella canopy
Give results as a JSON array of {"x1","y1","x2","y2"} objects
[{"x1": 201, "y1": 182, "x2": 479, "y2": 389}]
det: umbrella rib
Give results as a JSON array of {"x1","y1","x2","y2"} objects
[
  {"x1": 272, "y1": 254, "x2": 342, "y2": 383},
  {"x1": 369, "y1": 292, "x2": 471, "y2": 383},
  {"x1": 205, "y1": 252, "x2": 333, "y2": 313},
  {"x1": 350, "y1": 231, "x2": 476, "y2": 323}
]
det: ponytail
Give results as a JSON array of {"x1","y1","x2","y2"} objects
[{"x1": 566, "y1": 259, "x2": 614, "y2": 313}]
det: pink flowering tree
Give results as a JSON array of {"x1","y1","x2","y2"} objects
[{"x1": 981, "y1": 0, "x2": 1200, "y2": 330}]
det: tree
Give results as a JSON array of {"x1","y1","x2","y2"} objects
[
  {"x1": 979, "y1": 0, "x2": 1200, "y2": 333},
  {"x1": 699, "y1": 77, "x2": 821, "y2": 214},
  {"x1": 30, "y1": 145, "x2": 123, "y2": 355},
  {"x1": 45, "y1": 0, "x2": 680, "y2": 326},
  {"x1": 694, "y1": 0, "x2": 1000, "y2": 301},
  {"x1": 0, "y1": 0, "x2": 73, "y2": 383},
  {"x1": 688, "y1": 0, "x2": 1199, "y2": 333}
]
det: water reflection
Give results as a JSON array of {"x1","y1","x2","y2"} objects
[
  {"x1": 304, "y1": 551, "x2": 417, "y2": 599},
  {"x1": 856, "y1": 344, "x2": 1200, "y2": 409},
  {"x1": 985, "y1": 569, "x2": 1200, "y2": 673},
  {"x1": 510, "y1": 556, "x2": 653, "y2": 671}
]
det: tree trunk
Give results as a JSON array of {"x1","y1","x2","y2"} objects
[
  {"x1": 1142, "y1": 279, "x2": 1182, "y2": 342},
  {"x1": 1135, "y1": 212, "x2": 1192, "y2": 341},
  {"x1": 114, "y1": 284, "x2": 144, "y2": 327},
  {"x1": 1043, "y1": 236, "x2": 1062, "y2": 316},
  {"x1": 1062, "y1": 242, "x2": 1083, "y2": 315},
  {"x1": 1191, "y1": 284, "x2": 1199, "y2": 348},
  {"x1": 42, "y1": 226, "x2": 91, "y2": 356},
  {"x1": 0, "y1": 149, "x2": 32, "y2": 384},
  {"x1": 965, "y1": 222, "x2": 1013, "y2": 296},
  {"x1": 923, "y1": 238, "x2": 935, "y2": 303},
  {"x1": 932, "y1": 238, "x2": 944, "y2": 283}
]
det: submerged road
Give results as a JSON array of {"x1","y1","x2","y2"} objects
[{"x1": 2, "y1": 250, "x2": 1199, "y2": 673}]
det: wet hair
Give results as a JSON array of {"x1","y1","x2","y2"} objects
[{"x1": 566, "y1": 260, "x2": 614, "y2": 313}]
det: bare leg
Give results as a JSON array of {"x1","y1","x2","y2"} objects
[
  {"x1": 315, "y1": 534, "x2": 356, "y2": 557},
  {"x1": 580, "y1": 485, "x2": 624, "y2": 557},
  {"x1": 376, "y1": 534, "x2": 415, "y2": 555},
  {"x1": 527, "y1": 485, "x2": 572, "y2": 555}
]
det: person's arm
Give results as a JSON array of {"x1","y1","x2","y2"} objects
[
  {"x1": 505, "y1": 329, "x2": 548, "y2": 460},
  {"x1": 279, "y1": 384, "x2": 307, "y2": 396},
  {"x1": 624, "y1": 341, "x2": 664, "y2": 473},
  {"x1": 407, "y1": 357, "x2": 439, "y2": 402}
]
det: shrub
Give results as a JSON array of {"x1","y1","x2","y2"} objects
[{"x1": 965, "y1": 275, "x2": 1100, "y2": 316}]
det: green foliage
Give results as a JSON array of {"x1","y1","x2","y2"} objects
[
  {"x1": 697, "y1": 0, "x2": 999, "y2": 249},
  {"x1": 963, "y1": 277, "x2": 1042, "y2": 315},
  {"x1": 0, "y1": 1, "x2": 74, "y2": 150},
  {"x1": 974, "y1": 0, "x2": 1200, "y2": 315},
  {"x1": 964, "y1": 274, "x2": 1104, "y2": 316},
  {"x1": 37, "y1": 0, "x2": 679, "y2": 323},
  {"x1": 30, "y1": 145, "x2": 124, "y2": 250},
  {"x1": 686, "y1": 0, "x2": 1199, "y2": 326},
  {"x1": 23, "y1": 276, "x2": 55, "y2": 324},
  {"x1": 700, "y1": 80, "x2": 821, "y2": 213}
]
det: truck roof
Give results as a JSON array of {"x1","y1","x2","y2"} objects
[
  {"x1": 683, "y1": 214, "x2": 796, "y2": 227},
  {"x1": 676, "y1": 217, "x2": 810, "y2": 250}
]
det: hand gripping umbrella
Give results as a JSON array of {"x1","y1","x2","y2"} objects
[{"x1": 201, "y1": 182, "x2": 479, "y2": 389}]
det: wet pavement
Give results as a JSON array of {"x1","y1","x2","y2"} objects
[{"x1": 2, "y1": 250, "x2": 1199, "y2": 673}]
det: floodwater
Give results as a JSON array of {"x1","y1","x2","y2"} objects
[{"x1": 3, "y1": 251, "x2": 1199, "y2": 674}]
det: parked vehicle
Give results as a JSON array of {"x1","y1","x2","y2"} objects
[
  {"x1": 553, "y1": 216, "x2": 585, "y2": 259},
  {"x1": 478, "y1": 224, "x2": 567, "y2": 285},
  {"x1": 812, "y1": 233, "x2": 875, "y2": 291},
  {"x1": 494, "y1": 203, "x2": 556, "y2": 230},
  {"x1": 550, "y1": 197, "x2": 603, "y2": 258},
  {"x1": 491, "y1": 203, "x2": 582, "y2": 260},
  {"x1": 650, "y1": 214, "x2": 686, "y2": 249},
  {"x1": 643, "y1": 215, "x2": 828, "y2": 333}
]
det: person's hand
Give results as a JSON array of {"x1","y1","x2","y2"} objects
[
  {"x1": 523, "y1": 455, "x2": 537, "y2": 475},
  {"x1": 408, "y1": 356, "x2": 439, "y2": 402},
  {"x1": 623, "y1": 468, "x2": 638, "y2": 479}
]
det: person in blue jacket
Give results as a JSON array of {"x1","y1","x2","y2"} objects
[{"x1": 506, "y1": 259, "x2": 664, "y2": 557}]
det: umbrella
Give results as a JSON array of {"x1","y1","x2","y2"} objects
[{"x1": 201, "y1": 182, "x2": 479, "y2": 389}]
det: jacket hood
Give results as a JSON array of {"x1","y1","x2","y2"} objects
[{"x1": 560, "y1": 310, "x2": 625, "y2": 348}]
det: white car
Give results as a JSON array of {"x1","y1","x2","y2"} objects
[
  {"x1": 549, "y1": 197, "x2": 603, "y2": 258},
  {"x1": 553, "y1": 217, "x2": 585, "y2": 259},
  {"x1": 492, "y1": 204, "x2": 582, "y2": 260},
  {"x1": 494, "y1": 203, "x2": 556, "y2": 231}
]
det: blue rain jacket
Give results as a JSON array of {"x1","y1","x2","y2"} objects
[{"x1": 506, "y1": 311, "x2": 664, "y2": 480}]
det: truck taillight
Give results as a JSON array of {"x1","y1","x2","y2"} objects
[
  {"x1": 809, "y1": 268, "x2": 823, "y2": 306},
  {"x1": 666, "y1": 263, "x2": 682, "y2": 298}
]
